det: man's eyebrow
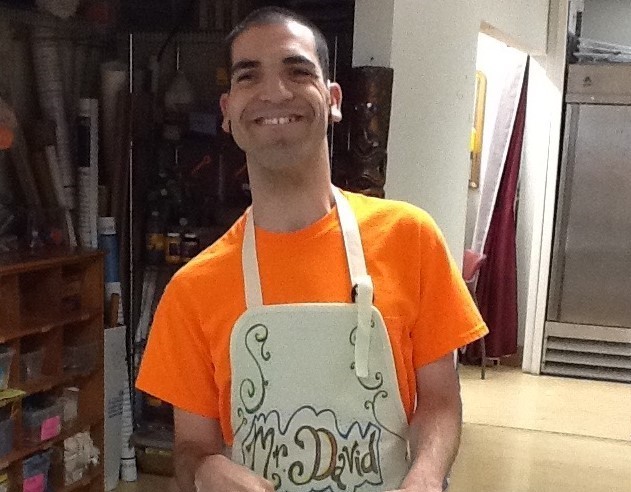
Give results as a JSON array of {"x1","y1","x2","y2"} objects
[
  {"x1": 231, "y1": 59, "x2": 260, "y2": 74},
  {"x1": 283, "y1": 55, "x2": 317, "y2": 71}
]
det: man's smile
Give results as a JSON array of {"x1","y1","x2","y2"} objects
[{"x1": 252, "y1": 115, "x2": 304, "y2": 126}]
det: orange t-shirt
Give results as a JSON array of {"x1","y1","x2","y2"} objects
[{"x1": 136, "y1": 191, "x2": 487, "y2": 444}]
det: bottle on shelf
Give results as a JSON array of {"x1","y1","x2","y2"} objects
[
  {"x1": 145, "y1": 210, "x2": 165, "y2": 265},
  {"x1": 181, "y1": 232, "x2": 199, "y2": 263},
  {"x1": 165, "y1": 232, "x2": 181, "y2": 265}
]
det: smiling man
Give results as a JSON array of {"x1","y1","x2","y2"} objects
[{"x1": 136, "y1": 7, "x2": 487, "y2": 492}]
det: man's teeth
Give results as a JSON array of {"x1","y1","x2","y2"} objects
[{"x1": 260, "y1": 116, "x2": 297, "y2": 125}]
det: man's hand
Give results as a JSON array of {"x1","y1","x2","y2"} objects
[{"x1": 194, "y1": 454, "x2": 275, "y2": 492}]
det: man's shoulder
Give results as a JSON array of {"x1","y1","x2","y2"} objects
[{"x1": 343, "y1": 190, "x2": 436, "y2": 231}]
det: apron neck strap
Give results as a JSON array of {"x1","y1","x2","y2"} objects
[{"x1": 242, "y1": 186, "x2": 369, "y2": 308}]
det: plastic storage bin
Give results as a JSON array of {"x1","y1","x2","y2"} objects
[
  {"x1": 22, "y1": 450, "x2": 52, "y2": 492},
  {"x1": 23, "y1": 399, "x2": 63, "y2": 445},
  {"x1": 0, "y1": 412, "x2": 14, "y2": 459},
  {"x1": 63, "y1": 341, "x2": 98, "y2": 373},
  {"x1": 60, "y1": 387, "x2": 80, "y2": 426},
  {"x1": 20, "y1": 347, "x2": 44, "y2": 382},
  {"x1": 0, "y1": 346, "x2": 15, "y2": 390}
]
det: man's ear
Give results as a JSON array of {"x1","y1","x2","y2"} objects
[
  {"x1": 219, "y1": 92, "x2": 231, "y2": 133},
  {"x1": 328, "y1": 81, "x2": 342, "y2": 123}
]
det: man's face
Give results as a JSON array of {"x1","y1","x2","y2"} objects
[{"x1": 220, "y1": 21, "x2": 342, "y2": 167}]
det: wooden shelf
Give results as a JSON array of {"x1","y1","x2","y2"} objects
[
  {"x1": 0, "y1": 416, "x2": 104, "y2": 470},
  {"x1": 17, "y1": 368, "x2": 98, "y2": 397},
  {"x1": 0, "y1": 250, "x2": 104, "y2": 491},
  {"x1": 0, "y1": 248, "x2": 102, "y2": 277},
  {"x1": 58, "y1": 467, "x2": 103, "y2": 492},
  {"x1": 0, "y1": 308, "x2": 102, "y2": 344},
  {"x1": 0, "y1": 4, "x2": 112, "y2": 38},
  {"x1": 16, "y1": 374, "x2": 60, "y2": 396}
]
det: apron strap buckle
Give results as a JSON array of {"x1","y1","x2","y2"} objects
[{"x1": 351, "y1": 283, "x2": 375, "y2": 304}]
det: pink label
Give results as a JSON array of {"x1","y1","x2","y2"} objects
[
  {"x1": 23, "y1": 474, "x2": 44, "y2": 492},
  {"x1": 40, "y1": 415, "x2": 61, "y2": 441}
]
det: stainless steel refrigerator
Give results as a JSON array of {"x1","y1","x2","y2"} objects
[{"x1": 543, "y1": 63, "x2": 631, "y2": 382}]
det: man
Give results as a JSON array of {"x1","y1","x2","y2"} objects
[{"x1": 137, "y1": 7, "x2": 487, "y2": 492}]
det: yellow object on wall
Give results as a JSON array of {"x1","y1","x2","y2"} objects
[{"x1": 470, "y1": 70, "x2": 487, "y2": 189}]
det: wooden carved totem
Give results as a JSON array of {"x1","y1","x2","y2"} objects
[{"x1": 334, "y1": 66, "x2": 394, "y2": 198}]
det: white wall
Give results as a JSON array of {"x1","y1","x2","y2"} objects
[
  {"x1": 478, "y1": 0, "x2": 550, "y2": 55},
  {"x1": 582, "y1": 0, "x2": 631, "y2": 45},
  {"x1": 353, "y1": 0, "x2": 550, "y2": 262},
  {"x1": 352, "y1": 0, "x2": 394, "y2": 67},
  {"x1": 386, "y1": 1, "x2": 479, "y2": 262}
]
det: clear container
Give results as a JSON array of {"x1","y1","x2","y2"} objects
[
  {"x1": 20, "y1": 347, "x2": 44, "y2": 382},
  {"x1": 23, "y1": 399, "x2": 63, "y2": 445},
  {"x1": 63, "y1": 341, "x2": 98, "y2": 373},
  {"x1": 0, "y1": 346, "x2": 15, "y2": 390},
  {"x1": 23, "y1": 450, "x2": 52, "y2": 492},
  {"x1": 60, "y1": 387, "x2": 80, "y2": 426},
  {"x1": 0, "y1": 414, "x2": 14, "y2": 459}
]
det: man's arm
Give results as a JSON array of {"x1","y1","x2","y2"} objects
[
  {"x1": 174, "y1": 408, "x2": 275, "y2": 492},
  {"x1": 399, "y1": 353, "x2": 462, "y2": 492}
]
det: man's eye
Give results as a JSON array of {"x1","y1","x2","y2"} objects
[
  {"x1": 236, "y1": 73, "x2": 253, "y2": 82},
  {"x1": 292, "y1": 68, "x2": 312, "y2": 77}
]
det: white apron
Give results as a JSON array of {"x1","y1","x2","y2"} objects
[{"x1": 230, "y1": 188, "x2": 410, "y2": 492}]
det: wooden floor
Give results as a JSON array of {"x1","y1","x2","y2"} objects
[{"x1": 116, "y1": 365, "x2": 631, "y2": 492}]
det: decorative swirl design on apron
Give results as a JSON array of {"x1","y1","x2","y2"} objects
[
  {"x1": 348, "y1": 320, "x2": 375, "y2": 346},
  {"x1": 271, "y1": 473, "x2": 282, "y2": 490},
  {"x1": 349, "y1": 326, "x2": 384, "y2": 390},
  {"x1": 234, "y1": 407, "x2": 248, "y2": 436},
  {"x1": 351, "y1": 365, "x2": 384, "y2": 390},
  {"x1": 240, "y1": 323, "x2": 271, "y2": 414},
  {"x1": 364, "y1": 391, "x2": 406, "y2": 443},
  {"x1": 349, "y1": 325, "x2": 357, "y2": 346}
]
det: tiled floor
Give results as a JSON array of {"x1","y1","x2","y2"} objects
[
  {"x1": 459, "y1": 364, "x2": 631, "y2": 441},
  {"x1": 116, "y1": 365, "x2": 631, "y2": 491}
]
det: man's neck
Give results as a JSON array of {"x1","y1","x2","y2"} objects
[{"x1": 247, "y1": 156, "x2": 334, "y2": 233}]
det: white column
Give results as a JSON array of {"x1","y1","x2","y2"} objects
[
  {"x1": 352, "y1": 0, "x2": 394, "y2": 67},
  {"x1": 352, "y1": 0, "x2": 550, "y2": 262}
]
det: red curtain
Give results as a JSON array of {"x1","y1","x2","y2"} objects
[{"x1": 472, "y1": 64, "x2": 529, "y2": 360}]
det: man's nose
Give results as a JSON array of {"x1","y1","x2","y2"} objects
[{"x1": 258, "y1": 74, "x2": 293, "y2": 103}]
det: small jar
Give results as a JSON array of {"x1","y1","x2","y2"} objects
[
  {"x1": 181, "y1": 233, "x2": 199, "y2": 263},
  {"x1": 165, "y1": 232, "x2": 181, "y2": 264}
]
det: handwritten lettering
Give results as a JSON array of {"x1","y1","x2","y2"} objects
[{"x1": 239, "y1": 408, "x2": 383, "y2": 492}]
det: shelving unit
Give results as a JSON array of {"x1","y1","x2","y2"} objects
[
  {"x1": 0, "y1": 248, "x2": 104, "y2": 492},
  {"x1": 0, "y1": 4, "x2": 112, "y2": 37}
]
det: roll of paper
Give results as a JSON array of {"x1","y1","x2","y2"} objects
[
  {"x1": 31, "y1": 28, "x2": 74, "y2": 189},
  {"x1": 99, "y1": 217, "x2": 124, "y2": 324},
  {"x1": 43, "y1": 144, "x2": 77, "y2": 247},
  {"x1": 100, "y1": 61, "x2": 128, "y2": 188},
  {"x1": 120, "y1": 383, "x2": 137, "y2": 482},
  {"x1": 77, "y1": 99, "x2": 99, "y2": 248}
]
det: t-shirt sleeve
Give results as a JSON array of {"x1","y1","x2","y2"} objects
[
  {"x1": 136, "y1": 275, "x2": 219, "y2": 419},
  {"x1": 411, "y1": 214, "x2": 488, "y2": 368}
]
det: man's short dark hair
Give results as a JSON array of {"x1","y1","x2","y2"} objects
[{"x1": 224, "y1": 6, "x2": 330, "y2": 80}]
